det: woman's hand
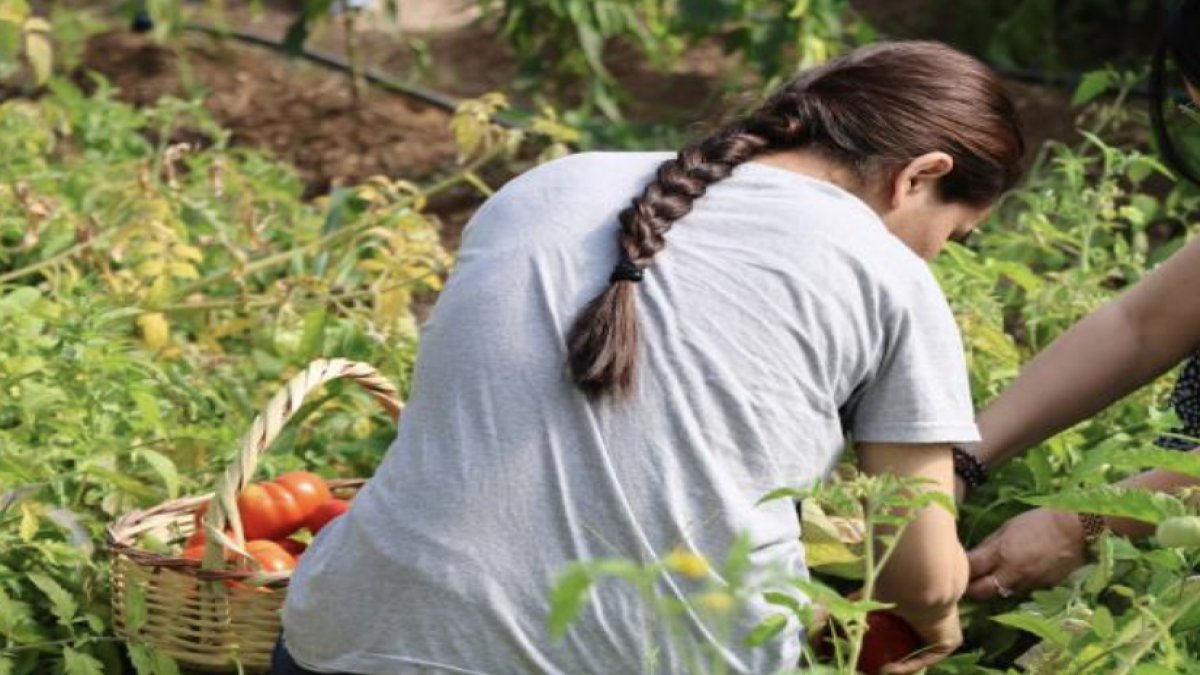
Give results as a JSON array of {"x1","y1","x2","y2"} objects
[
  {"x1": 965, "y1": 507, "x2": 1087, "y2": 600},
  {"x1": 879, "y1": 604, "x2": 963, "y2": 675}
]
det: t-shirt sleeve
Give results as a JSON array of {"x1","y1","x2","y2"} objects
[{"x1": 844, "y1": 268, "x2": 980, "y2": 445}]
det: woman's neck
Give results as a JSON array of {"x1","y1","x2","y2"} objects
[{"x1": 753, "y1": 149, "x2": 885, "y2": 213}]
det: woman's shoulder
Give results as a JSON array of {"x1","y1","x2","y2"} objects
[{"x1": 501, "y1": 151, "x2": 674, "y2": 194}]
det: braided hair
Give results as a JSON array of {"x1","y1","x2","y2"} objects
[{"x1": 568, "y1": 41, "x2": 1026, "y2": 397}]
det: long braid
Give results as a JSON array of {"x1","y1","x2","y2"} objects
[
  {"x1": 566, "y1": 41, "x2": 1026, "y2": 398},
  {"x1": 567, "y1": 103, "x2": 808, "y2": 396}
]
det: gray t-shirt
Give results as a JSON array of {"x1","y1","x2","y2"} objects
[{"x1": 282, "y1": 152, "x2": 979, "y2": 674}]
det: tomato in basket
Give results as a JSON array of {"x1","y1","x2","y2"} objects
[
  {"x1": 238, "y1": 482, "x2": 306, "y2": 540},
  {"x1": 275, "y1": 471, "x2": 333, "y2": 520},
  {"x1": 245, "y1": 540, "x2": 296, "y2": 573},
  {"x1": 306, "y1": 499, "x2": 350, "y2": 535}
]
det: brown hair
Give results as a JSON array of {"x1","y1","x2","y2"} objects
[{"x1": 568, "y1": 41, "x2": 1025, "y2": 397}]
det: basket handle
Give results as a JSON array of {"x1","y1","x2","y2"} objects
[{"x1": 201, "y1": 358, "x2": 402, "y2": 566}]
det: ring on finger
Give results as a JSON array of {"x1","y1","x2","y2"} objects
[{"x1": 989, "y1": 574, "x2": 1015, "y2": 599}]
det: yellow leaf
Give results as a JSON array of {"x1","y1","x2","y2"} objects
[
  {"x1": 172, "y1": 243, "x2": 203, "y2": 262},
  {"x1": 137, "y1": 312, "x2": 170, "y2": 350},
  {"x1": 19, "y1": 502, "x2": 38, "y2": 542},
  {"x1": 135, "y1": 259, "x2": 165, "y2": 277},
  {"x1": 167, "y1": 261, "x2": 199, "y2": 280},
  {"x1": 0, "y1": 0, "x2": 29, "y2": 25}
]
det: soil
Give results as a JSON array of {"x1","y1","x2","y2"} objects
[
  {"x1": 78, "y1": 30, "x2": 459, "y2": 198},
  {"x1": 51, "y1": 0, "x2": 1082, "y2": 230}
]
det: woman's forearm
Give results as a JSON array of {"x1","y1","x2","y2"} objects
[
  {"x1": 858, "y1": 443, "x2": 966, "y2": 610},
  {"x1": 975, "y1": 303, "x2": 1163, "y2": 466},
  {"x1": 976, "y1": 238, "x2": 1200, "y2": 467}
]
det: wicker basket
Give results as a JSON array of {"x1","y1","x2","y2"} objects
[{"x1": 106, "y1": 359, "x2": 403, "y2": 673}]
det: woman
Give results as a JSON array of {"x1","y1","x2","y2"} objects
[
  {"x1": 274, "y1": 41, "x2": 1024, "y2": 675},
  {"x1": 962, "y1": 0, "x2": 1200, "y2": 601}
]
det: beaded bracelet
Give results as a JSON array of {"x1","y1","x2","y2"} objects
[
  {"x1": 1079, "y1": 512, "x2": 1109, "y2": 545},
  {"x1": 952, "y1": 445, "x2": 989, "y2": 491}
]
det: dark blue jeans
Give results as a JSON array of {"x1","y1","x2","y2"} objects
[{"x1": 270, "y1": 637, "x2": 345, "y2": 675}]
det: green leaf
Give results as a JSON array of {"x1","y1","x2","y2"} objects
[
  {"x1": 1024, "y1": 486, "x2": 1187, "y2": 525},
  {"x1": 299, "y1": 307, "x2": 328, "y2": 359},
  {"x1": 762, "y1": 591, "x2": 803, "y2": 616},
  {"x1": 129, "y1": 644, "x2": 181, "y2": 675},
  {"x1": 547, "y1": 565, "x2": 593, "y2": 639},
  {"x1": 991, "y1": 612, "x2": 1070, "y2": 647},
  {"x1": 27, "y1": 571, "x2": 76, "y2": 626},
  {"x1": 62, "y1": 647, "x2": 103, "y2": 675},
  {"x1": 745, "y1": 613, "x2": 789, "y2": 647},
  {"x1": 126, "y1": 580, "x2": 147, "y2": 634},
  {"x1": 1086, "y1": 535, "x2": 1114, "y2": 594},
  {"x1": 137, "y1": 448, "x2": 180, "y2": 499},
  {"x1": 1091, "y1": 605, "x2": 1114, "y2": 639},
  {"x1": 1072, "y1": 70, "x2": 1114, "y2": 106}
]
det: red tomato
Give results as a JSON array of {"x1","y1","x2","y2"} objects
[
  {"x1": 274, "y1": 471, "x2": 333, "y2": 520},
  {"x1": 237, "y1": 482, "x2": 306, "y2": 540},
  {"x1": 306, "y1": 499, "x2": 350, "y2": 534},
  {"x1": 275, "y1": 538, "x2": 308, "y2": 557},
  {"x1": 815, "y1": 611, "x2": 923, "y2": 675},
  {"x1": 858, "y1": 612, "x2": 924, "y2": 674},
  {"x1": 244, "y1": 540, "x2": 296, "y2": 573},
  {"x1": 181, "y1": 543, "x2": 234, "y2": 562},
  {"x1": 184, "y1": 530, "x2": 206, "y2": 549}
]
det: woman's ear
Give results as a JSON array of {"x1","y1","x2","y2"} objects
[{"x1": 889, "y1": 152, "x2": 955, "y2": 209}]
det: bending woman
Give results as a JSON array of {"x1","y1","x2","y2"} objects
[
  {"x1": 962, "y1": 0, "x2": 1200, "y2": 601},
  {"x1": 277, "y1": 42, "x2": 1024, "y2": 675}
]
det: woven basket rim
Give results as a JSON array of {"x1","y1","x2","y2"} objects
[{"x1": 106, "y1": 358, "x2": 401, "y2": 583}]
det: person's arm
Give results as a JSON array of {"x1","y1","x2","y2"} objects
[
  {"x1": 973, "y1": 237, "x2": 1200, "y2": 469},
  {"x1": 858, "y1": 443, "x2": 966, "y2": 675}
]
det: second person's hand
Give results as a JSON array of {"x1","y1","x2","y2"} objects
[{"x1": 965, "y1": 507, "x2": 1087, "y2": 600}]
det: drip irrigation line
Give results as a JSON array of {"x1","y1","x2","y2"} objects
[{"x1": 177, "y1": 22, "x2": 523, "y2": 129}]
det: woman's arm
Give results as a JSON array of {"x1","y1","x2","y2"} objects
[
  {"x1": 975, "y1": 237, "x2": 1200, "y2": 468},
  {"x1": 857, "y1": 442, "x2": 966, "y2": 675}
]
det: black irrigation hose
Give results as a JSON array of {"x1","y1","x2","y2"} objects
[{"x1": 132, "y1": 18, "x2": 524, "y2": 130}]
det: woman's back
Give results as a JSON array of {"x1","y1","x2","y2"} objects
[{"x1": 282, "y1": 151, "x2": 976, "y2": 675}]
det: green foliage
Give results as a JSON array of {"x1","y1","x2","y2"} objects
[
  {"x1": 475, "y1": 0, "x2": 872, "y2": 121},
  {"x1": 0, "y1": 80, "x2": 570, "y2": 673}
]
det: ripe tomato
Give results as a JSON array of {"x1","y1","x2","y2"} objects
[
  {"x1": 244, "y1": 539, "x2": 296, "y2": 573},
  {"x1": 184, "y1": 529, "x2": 206, "y2": 549},
  {"x1": 858, "y1": 611, "x2": 923, "y2": 674},
  {"x1": 237, "y1": 482, "x2": 306, "y2": 540},
  {"x1": 814, "y1": 610, "x2": 922, "y2": 675},
  {"x1": 274, "y1": 471, "x2": 333, "y2": 520},
  {"x1": 276, "y1": 537, "x2": 308, "y2": 557},
  {"x1": 306, "y1": 499, "x2": 350, "y2": 535},
  {"x1": 181, "y1": 543, "x2": 235, "y2": 562}
]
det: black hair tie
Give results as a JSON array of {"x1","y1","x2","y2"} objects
[{"x1": 609, "y1": 259, "x2": 644, "y2": 284}]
